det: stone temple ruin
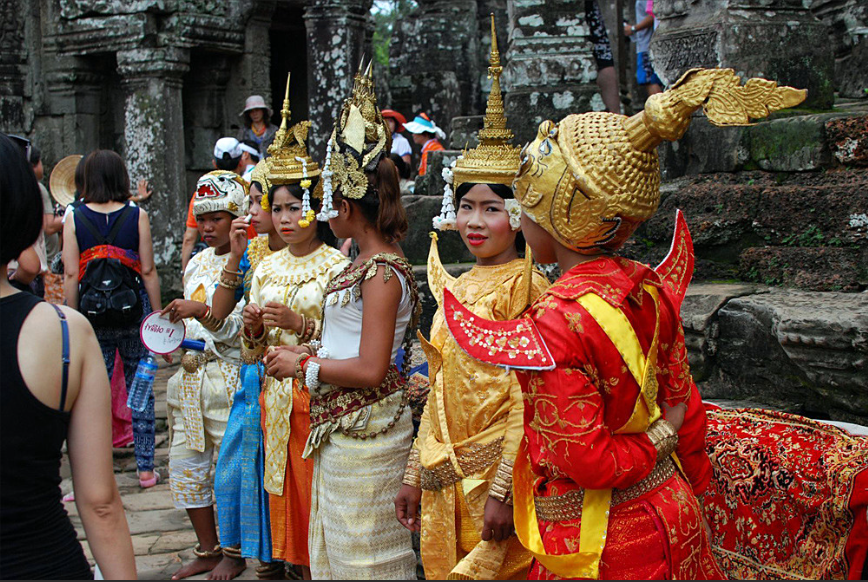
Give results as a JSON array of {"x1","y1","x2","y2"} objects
[{"x1": 3, "y1": 0, "x2": 867, "y2": 424}]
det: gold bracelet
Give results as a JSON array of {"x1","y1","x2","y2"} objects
[
  {"x1": 488, "y1": 456, "x2": 514, "y2": 505},
  {"x1": 223, "y1": 266, "x2": 243, "y2": 277},
  {"x1": 196, "y1": 306, "x2": 223, "y2": 332},
  {"x1": 647, "y1": 418, "x2": 679, "y2": 461},
  {"x1": 402, "y1": 447, "x2": 422, "y2": 488}
]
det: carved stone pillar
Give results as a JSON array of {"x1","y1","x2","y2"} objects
[
  {"x1": 117, "y1": 47, "x2": 190, "y2": 280},
  {"x1": 504, "y1": 0, "x2": 601, "y2": 144},
  {"x1": 304, "y1": 0, "x2": 372, "y2": 158},
  {"x1": 389, "y1": 0, "x2": 482, "y2": 144},
  {"x1": 650, "y1": 0, "x2": 834, "y2": 109},
  {"x1": 43, "y1": 54, "x2": 105, "y2": 160}
]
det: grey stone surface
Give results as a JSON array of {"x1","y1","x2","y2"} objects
[
  {"x1": 503, "y1": 0, "x2": 603, "y2": 143},
  {"x1": 412, "y1": 149, "x2": 462, "y2": 197},
  {"x1": 699, "y1": 287, "x2": 868, "y2": 423},
  {"x1": 651, "y1": 0, "x2": 835, "y2": 110},
  {"x1": 680, "y1": 283, "x2": 762, "y2": 381},
  {"x1": 810, "y1": 0, "x2": 868, "y2": 99}
]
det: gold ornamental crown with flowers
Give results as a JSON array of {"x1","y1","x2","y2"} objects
[
  {"x1": 434, "y1": 14, "x2": 522, "y2": 231},
  {"x1": 318, "y1": 60, "x2": 392, "y2": 220},
  {"x1": 514, "y1": 68, "x2": 807, "y2": 254},
  {"x1": 264, "y1": 73, "x2": 321, "y2": 226}
]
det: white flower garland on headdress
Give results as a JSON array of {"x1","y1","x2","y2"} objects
[
  {"x1": 433, "y1": 159, "x2": 459, "y2": 231},
  {"x1": 317, "y1": 139, "x2": 339, "y2": 221},
  {"x1": 295, "y1": 156, "x2": 315, "y2": 228},
  {"x1": 505, "y1": 198, "x2": 522, "y2": 230}
]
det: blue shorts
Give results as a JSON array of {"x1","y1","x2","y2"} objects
[{"x1": 637, "y1": 52, "x2": 662, "y2": 86}]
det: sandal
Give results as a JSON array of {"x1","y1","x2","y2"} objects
[{"x1": 138, "y1": 469, "x2": 162, "y2": 489}]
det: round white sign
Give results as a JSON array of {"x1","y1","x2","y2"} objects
[{"x1": 140, "y1": 312, "x2": 186, "y2": 355}]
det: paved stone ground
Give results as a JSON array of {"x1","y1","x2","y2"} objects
[{"x1": 60, "y1": 356, "x2": 262, "y2": 580}]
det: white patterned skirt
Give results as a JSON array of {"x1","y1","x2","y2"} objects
[{"x1": 308, "y1": 391, "x2": 416, "y2": 579}]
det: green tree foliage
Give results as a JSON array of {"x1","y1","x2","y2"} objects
[{"x1": 372, "y1": 0, "x2": 418, "y2": 67}]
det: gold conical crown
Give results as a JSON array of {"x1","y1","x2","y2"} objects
[
  {"x1": 267, "y1": 73, "x2": 321, "y2": 186},
  {"x1": 451, "y1": 15, "x2": 521, "y2": 192}
]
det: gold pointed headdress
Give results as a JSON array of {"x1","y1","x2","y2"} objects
[
  {"x1": 434, "y1": 15, "x2": 522, "y2": 231},
  {"x1": 265, "y1": 73, "x2": 321, "y2": 226},
  {"x1": 267, "y1": 73, "x2": 321, "y2": 186},
  {"x1": 453, "y1": 15, "x2": 521, "y2": 191},
  {"x1": 318, "y1": 59, "x2": 391, "y2": 220},
  {"x1": 514, "y1": 68, "x2": 806, "y2": 254}
]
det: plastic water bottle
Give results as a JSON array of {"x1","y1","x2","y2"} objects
[{"x1": 127, "y1": 352, "x2": 158, "y2": 412}]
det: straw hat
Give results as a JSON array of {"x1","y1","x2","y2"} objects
[
  {"x1": 49, "y1": 154, "x2": 83, "y2": 207},
  {"x1": 239, "y1": 95, "x2": 273, "y2": 118}
]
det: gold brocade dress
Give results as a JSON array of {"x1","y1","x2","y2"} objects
[
  {"x1": 414, "y1": 237, "x2": 549, "y2": 580},
  {"x1": 245, "y1": 243, "x2": 349, "y2": 565}
]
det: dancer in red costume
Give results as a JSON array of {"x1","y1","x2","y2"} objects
[{"x1": 443, "y1": 68, "x2": 808, "y2": 580}]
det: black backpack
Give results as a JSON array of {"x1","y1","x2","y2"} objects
[{"x1": 75, "y1": 205, "x2": 144, "y2": 328}]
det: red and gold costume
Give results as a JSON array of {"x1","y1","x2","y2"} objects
[{"x1": 444, "y1": 68, "x2": 809, "y2": 580}]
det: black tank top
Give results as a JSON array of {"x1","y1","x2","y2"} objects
[{"x1": 0, "y1": 292, "x2": 93, "y2": 580}]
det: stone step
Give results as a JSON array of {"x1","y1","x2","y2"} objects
[
  {"x1": 621, "y1": 168, "x2": 868, "y2": 290},
  {"x1": 659, "y1": 111, "x2": 868, "y2": 178},
  {"x1": 682, "y1": 283, "x2": 868, "y2": 425}
]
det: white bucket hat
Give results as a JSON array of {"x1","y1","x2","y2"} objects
[
  {"x1": 239, "y1": 95, "x2": 273, "y2": 118},
  {"x1": 403, "y1": 113, "x2": 447, "y2": 140}
]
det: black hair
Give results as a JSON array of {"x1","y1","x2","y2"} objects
[
  {"x1": 81, "y1": 150, "x2": 131, "y2": 203},
  {"x1": 1, "y1": 134, "x2": 44, "y2": 265},
  {"x1": 267, "y1": 179, "x2": 337, "y2": 249},
  {"x1": 215, "y1": 153, "x2": 242, "y2": 171},
  {"x1": 455, "y1": 181, "x2": 514, "y2": 201},
  {"x1": 454, "y1": 182, "x2": 524, "y2": 252},
  {"x1": 29, "y1": 144, "x2": 41, "y2": 166},
  {"x1": 241, "y1": 139, "x2": 261, "y2": 162},
  {"x1": 390, "y1": 153, "x2": 410, "y2": 180}
]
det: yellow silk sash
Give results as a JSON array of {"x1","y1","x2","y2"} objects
[{"x1": 513, "y1": 284, "x2": 663, "y2": 579}]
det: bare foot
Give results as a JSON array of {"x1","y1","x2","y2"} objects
[
  {"x1": 172, "y1": 555, "x2": 221, "y2": 580},
  {"x1": 207, "y1": 556, "x2": 246, "y2": 580}
]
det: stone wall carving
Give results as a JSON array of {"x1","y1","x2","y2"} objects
[{"x1": 651, "y1": 0, "x2": 835, "y2": 109}]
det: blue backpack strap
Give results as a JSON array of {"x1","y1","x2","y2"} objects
[{"x1": 50, "y1": 305, "x2": 71, "y2": 411}]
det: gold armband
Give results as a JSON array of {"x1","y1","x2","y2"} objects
[
  {"x1": 402, "y1": 448, "x2": 422, "y2": 489},
  {"x1": 647, "y1": 418, "x2": 679, "y2": 461},
  {"x1": 488, "y1": 456, "x2": 514, "y2": 505}
]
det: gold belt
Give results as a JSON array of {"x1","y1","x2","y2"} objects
[
  {"x1": 534, "y1": 457, "x2": 676, "y2": 522},
  {"x1": 420, "y1": 437, "x2": 504, "y2": 491}
]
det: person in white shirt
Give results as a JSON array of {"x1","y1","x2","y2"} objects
[{"x1": 382, "y1": 109, "x2": 412, "y2": 167}]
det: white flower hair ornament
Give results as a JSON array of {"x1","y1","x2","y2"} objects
[
  {"x1": 433, "y1": 159, "x2": 459, "y2": 231},
  {"x1": 505, "y1": 198, "x2": 522, "y2": 231},
  {"x1": 295, "y1": 156, "x2": 316, "y2": 228},
  {"x1": 317, "y1": 139, "x2": 339, "y2": 221}
]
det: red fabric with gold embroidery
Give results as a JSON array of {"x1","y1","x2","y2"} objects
[
  {"x1": 704, "y1": 406, "x2": 868, "y2": 580},
  {"x1": 517, "y1": 256, "x2": 722, "y2": 580}
]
